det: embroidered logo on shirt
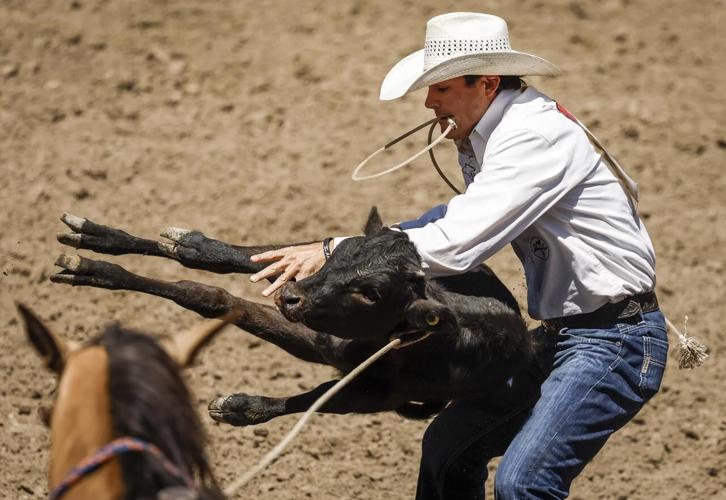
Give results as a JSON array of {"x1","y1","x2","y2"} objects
[
  {"x1": 461, "y1": 152, "x2": 478, "y2": 186},
  {"x1": 530, "y1": 237, "x2": 549, "y2": 261}
]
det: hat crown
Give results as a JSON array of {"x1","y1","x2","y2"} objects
[
  {"x1": 426, "y1": 12, "x2": 509, "y2": 39},
  {"x1": 379, "y1": 12, "x2": 560, "y2": 101},
  {"x1": 423, "y1": 13, "x2": 512, "y2": 71}
]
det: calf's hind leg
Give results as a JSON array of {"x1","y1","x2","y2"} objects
[
  {"x1": 51, "y1": 254, "x2": 349, "y2": 366},
  {"x1": 208, "y1": 378, "x2": 401, "y2": 426}
]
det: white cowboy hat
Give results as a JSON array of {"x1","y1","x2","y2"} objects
[{"x1": 380, "y1": 12, "x2": 561, "y2": 101}]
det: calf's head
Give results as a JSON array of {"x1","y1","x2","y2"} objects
[{"x1": 277, "y1": 208, "x2": 456, "y2": 341}]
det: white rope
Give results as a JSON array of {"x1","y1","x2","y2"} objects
[
  {"x1": 568, "y1": 114, "x2": 640, "y2": 208},
  {"x1": 664, "y1": 314, "x2": 709, "y2": 369},
  {"x1": 223, "y1": 337, "x2": 403, "y2": 497},
  {"x1": 352, "y1": 118, "x2": 457, "y2": 181},
  {"x1": 557, "y1": 102, "x2": 708, "y2": 369}
]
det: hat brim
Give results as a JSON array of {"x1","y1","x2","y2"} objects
[{"x1": 380, "y1": 49, "x2": 561, "y2": 101}]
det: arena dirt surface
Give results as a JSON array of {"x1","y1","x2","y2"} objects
[{"x1": 1, "y1": 0, "x2": 724, "y2": 498}]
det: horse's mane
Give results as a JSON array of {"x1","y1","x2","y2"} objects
[{"x1": 94, "y1": 324, "x2": 224, "y2": 499}]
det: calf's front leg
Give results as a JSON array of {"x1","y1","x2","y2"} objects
[
  {"x1": 57, "y1": 213, "x2": 303, "y2": 274},
  {"x1": 50, "y1": 254, "x2": 349, "y2": 366}
]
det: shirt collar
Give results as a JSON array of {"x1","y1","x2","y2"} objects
[{"x1": 466, "y1": 88, "x2": 523, "y2": 166}]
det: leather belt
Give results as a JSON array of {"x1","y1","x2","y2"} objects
[{"x1": 542, "y1": 291, "x2": 658, "y2": 334}]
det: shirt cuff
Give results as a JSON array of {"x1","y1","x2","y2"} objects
[{"x1": 332, "y1": 236, "x2": 350, "y2": 251}]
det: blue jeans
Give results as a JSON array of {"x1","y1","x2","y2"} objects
[{"x1": 415, "y1": 308, "x2": 668, "y2": 500}]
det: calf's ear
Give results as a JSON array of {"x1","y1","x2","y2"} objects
[
  {"x1": 16, "y1": 303, "x2": 69, "y2": 374},
  {"x1": 403, "y1": 268, "x2": 427, "y2": 296},
  {"x1": 363, "y1": 206, "x2": 384, "y2": 236}
]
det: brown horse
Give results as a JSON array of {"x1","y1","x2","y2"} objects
[{"x1": 17, "y1": 303, "x2": 228, "y2": 500}]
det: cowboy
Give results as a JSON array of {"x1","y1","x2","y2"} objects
[{"x1": 249, "y1": 12, "x2": 668, "y2": 499}]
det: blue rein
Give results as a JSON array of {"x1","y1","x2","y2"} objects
[{"x1": 49, "y1": 436, "x2": 195, "y2": 499}]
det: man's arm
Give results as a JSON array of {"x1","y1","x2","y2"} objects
[
  {"x1": 250, "y1": 124, "x2": 588, "y2": 294},
  {"x1": 403, "y1": 127, "x2": 591, "y2": 276}
]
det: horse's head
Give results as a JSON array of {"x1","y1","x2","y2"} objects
[{"x1": 17, "y1": 303, "x2": 226, "y2": 500}]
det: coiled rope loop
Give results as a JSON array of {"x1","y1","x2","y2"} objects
[{"x1": 352, "y1": 117, "x2": 457, "y2": 182}]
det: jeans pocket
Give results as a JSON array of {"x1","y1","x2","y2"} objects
[
  {"x1": 557, "y1": 328, "x2": 622, "y2": 347},
  {"x1": 639, "y1": 336, "x2": 668, "y2": 400}
]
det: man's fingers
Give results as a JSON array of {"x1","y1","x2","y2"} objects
[
  {"x1": 250, "y1": 243, "x2": 325, "y2": 295},
  {"x1": 261, "y1": 277, "x2": 286, "y2": 297},
  {"x1": 261, "y1": 263, "x2": 300, "y2": 297},
  {"x1": 250, "y1": 248, "x2": 288, "y2": 263},
  {"x1": 250, "y1": 261, "x2": 285, "y2": 283}
]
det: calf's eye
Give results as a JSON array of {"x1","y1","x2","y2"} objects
[
  {"x1": 426, "y1": 313, "x2": 440, "y2": 326},
  {"x1": 353, "y1": 287, "x2": 380, "y2": 304}
]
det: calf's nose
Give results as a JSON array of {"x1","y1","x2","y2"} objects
[{"x1": 275, "y1": 282, "x2": 307, "y2": 320}]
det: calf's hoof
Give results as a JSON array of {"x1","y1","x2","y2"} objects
[{"x1": 208, "y1": 393, "x2": 274, "y2": 427}]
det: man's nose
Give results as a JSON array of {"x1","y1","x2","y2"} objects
[{"x1": 424, "y1": 88, "x2": 438, "y2": 110}]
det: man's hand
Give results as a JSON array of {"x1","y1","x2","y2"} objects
[{"x1": 250, "y1": 242, "x2": 327, "y2": 297}]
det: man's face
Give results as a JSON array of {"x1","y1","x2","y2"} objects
[{"x1": 424, "y1": 76, "x2": 499, "y2": 141}]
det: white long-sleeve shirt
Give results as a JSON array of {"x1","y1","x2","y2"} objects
[{"x1": 401, "y1": 87, "x2": 655, "y2": 320}]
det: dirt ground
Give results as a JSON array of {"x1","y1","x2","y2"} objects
[{"x1": 1, "y1": 0, "x2": 724, "y2": 498}]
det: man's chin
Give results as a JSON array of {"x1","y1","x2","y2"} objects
[{"x1": 444, "y1": 127, "x2": 461, "y2": 140}]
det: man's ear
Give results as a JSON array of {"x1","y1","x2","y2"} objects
[
  {"x1": 481, "y1": 75, "x2": 501, "y2": 98},
  {"x1": 16, "y1": 302, "x2": 70, "y2": 374},
  {"x1": 363, "y1": 206, "x2": 384, "y2": 236}
]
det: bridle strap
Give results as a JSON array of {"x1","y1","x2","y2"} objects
[{"x1": 49, "y1": 436, "x2": 194, "y2": 500}]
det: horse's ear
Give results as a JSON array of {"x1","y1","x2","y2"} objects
[
  {"x1": 16, "y1": 303, "x2": 69, "y2": 374},
  {"x1": 160, "y1": 312, "x2": 235, "y2": 367},
  {"x1": 363, "y1": 206, "x2": 384, "y2": 236}
]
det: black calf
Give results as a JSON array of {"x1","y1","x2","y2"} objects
[{"x1": 52, "y1": 208, "x2": 544, "y2": 426}]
